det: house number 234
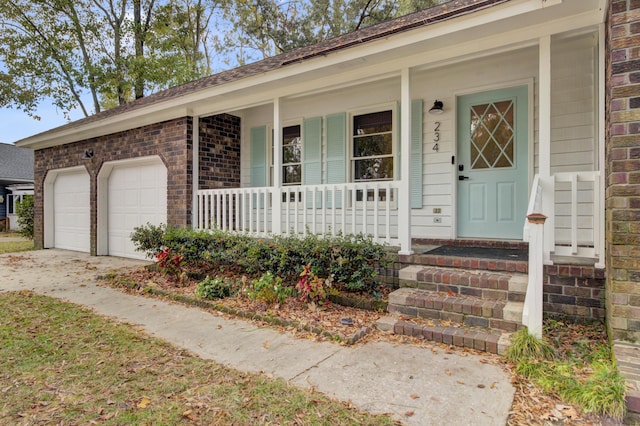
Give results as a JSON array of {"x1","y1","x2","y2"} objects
[{"x1": 433, "y1": 121, "x2": 440, "y2": 152}]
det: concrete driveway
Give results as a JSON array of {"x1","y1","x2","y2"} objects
[{"x1": 0, "y1": 249, "x2": 515, "y2": 425}]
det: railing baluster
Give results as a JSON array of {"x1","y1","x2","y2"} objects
[
  {"x1": 264, "y1": 189, "x2": 269, "y2": 235},
  {"x1": 206, "y1": 193, "x2": 211, "y2": 229},
  {"x1": 373, "y1": 185, "x2": 379, "y2": 239},
  {"x1": 362, "y1": 183, "x2": 367, "y2": 236},
  {"x1": 322, "y1": 187, "x2": 326, "y2": 235},
  {"x1": 331, "y1": 186, "x2": 336, "y2": 236},
  {"x1": 340, "y1": 186, "x2": 347, "y2": 235},
  {"x1": 351, "y1": 186, "x2": 357, "y2": 235},
  {"x1": 312, "y1": 187, "x2": 317, "y2": 234},
  {"x1": 385, "y1": 183, "x2": 391, "y2": 242},
  {"x1": 222, "y1": 192, "x2": 227, "y2": 231}
]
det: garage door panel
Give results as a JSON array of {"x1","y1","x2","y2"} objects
[
  {"x1": 108, "y1": 161, "x2": 167, "y2": 259},
  {"x1": 53, "y1": 170, "x2": 90, "y2": 252}
]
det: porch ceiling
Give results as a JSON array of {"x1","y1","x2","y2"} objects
[{"x1": 16, "y1": 0, "x2": 604, "y2": 150}]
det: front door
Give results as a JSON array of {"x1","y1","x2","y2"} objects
[{"x1": 456, "y1": 85, "x2": 528, "y2": 239}]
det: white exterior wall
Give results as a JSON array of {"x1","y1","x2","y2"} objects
[{"x1": 238, "y1": 34, "x2": 597, "y2": 241}]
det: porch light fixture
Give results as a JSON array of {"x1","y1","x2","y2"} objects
[
  {"x1": 82, "y1": 148, "x2": 94, "y2": 159},
  {"x1": 429, "y1": 100, "x2": 444, "y2": 114}
]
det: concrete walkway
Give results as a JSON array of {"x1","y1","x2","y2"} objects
[{"x1": 0, "y1": 249, "x2": 515, "y2": 425}]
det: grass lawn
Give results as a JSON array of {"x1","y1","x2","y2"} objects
[
  {"x1": 0, "y1": 291, "x2": 393, "y2": 425},
  {"x1": 0, "y1": 234, "x2": 33, "y2": 254}
]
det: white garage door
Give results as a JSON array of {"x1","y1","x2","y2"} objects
[
  {"x1": 108, "y1": 161, "x2": 167, "y2": 259},
  {"x1": 53, "y1": 169, "x2": 90, "y2": 252}
]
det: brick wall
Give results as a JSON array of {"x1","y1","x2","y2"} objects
[
  {"x1": 34, "y1": 117, "x2": 193, "y2": 255},
  {"x1": 198, "y1": 114, "x2": 241, "y2": 190},
  {"x1": 543, "y1": 265, "x2": 606, "y2": 322},
  {"x1": 606, "y1": 0, "x2": 640, "y2": 341}
]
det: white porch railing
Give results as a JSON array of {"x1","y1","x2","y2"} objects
[
  {"x1": 522, "y1": 170, "x2": 603, "y2": 338},
  {"x1": 197, "y1": 181, "x2": 400, "y2": 246},
  {"x1": 553, "y1": 171, "x2": 602, "y2": 261}
]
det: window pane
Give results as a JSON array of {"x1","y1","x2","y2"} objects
[
  {"x1": 353, "y1": 134, "x2": 392, "y2": 158},
  {"x1": 354, "y1": 158, "x2": 393, "y2": 180},
  {"x1": 283, "y1": 125, "x2": 301, "y2": 144},
  {"x1": 283, "y1": 164, "x2": 301, "y2": 184},
  {"x1": 353, "y1": 110, "x2": 392, "y2": 135},
  {"x1": 282, "y1": 145, "x2": 301, "y2": 163}
]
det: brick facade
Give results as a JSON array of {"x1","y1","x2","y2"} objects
[
  {"x1": 543, "y1": 265, "x2": 606, "y2": 322},
  {"x1": 606, "y1": 0, "x2": 640, "y2": 341},
  {"x1": 34, "y1": 114, "x2": 243, "y2": 256},
  {"x1": 198, "y1": 114, "x2": 241, "y2": 190}
]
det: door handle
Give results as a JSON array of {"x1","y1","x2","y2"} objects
[{"x1": 458, "y1": 175, "x2": 469, "y2": 181}]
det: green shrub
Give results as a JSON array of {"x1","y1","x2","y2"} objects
[
  {"x1": 130, "y1": 224, "x2": 391, "y2": 292},
  {"x1": 131, "y1": 223, "x2": 166, "y2": 258},
  {"x1": 196, "y1": 276, "x2": 237, "y2": 300},
  {"x1": 16, "y1": 195, "x2": 34, "y2": 239},
  {"x1": 245, "y1": 272, "x2": 292, "y2": 305}
]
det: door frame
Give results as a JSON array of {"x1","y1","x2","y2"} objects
[{"x1": 452, "y1": 78, "x2": 534, "y2": 239}]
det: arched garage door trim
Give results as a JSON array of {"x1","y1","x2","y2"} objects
[
  {"x1": 97, "y1": 156, "x2": 167, "y2": 258},
  {"x1": 43, "y1": 166, "x2": 91, "y2": 252}
]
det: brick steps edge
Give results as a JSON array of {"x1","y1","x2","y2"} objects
[
  {"x1": 388, "y1": 287, "x2": 524, "y2": 333},
  {"x1": 398, "y1": 253, "x2": 528, "y2": 274},
  {"x1": 376, "y1": 315, "x2": 511, "y2": 355},
  {"x1": 398, "y1": 265, "x2": 528, "y2": 303}
]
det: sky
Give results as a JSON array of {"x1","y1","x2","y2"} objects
[{"x1": 0, "y1": 104, "x2": 84, "y2": 145}]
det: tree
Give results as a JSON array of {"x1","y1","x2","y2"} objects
[
  {"x1": 0, "y1": 0, "x2": 218, "y2": 118},
  {"x1": 217, "y1": 0, "x2": 444, "y2": 64},
  {"x1": 0, "y1": 0, "x2": 443, "y2": 119},
  {"x1": 16, "y1": 195, "x2": 34, "y2": 239}
]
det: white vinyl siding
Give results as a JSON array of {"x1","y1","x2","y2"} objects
[{"x1": 550, "y1": 34, "x2": 597, "y2": 173}]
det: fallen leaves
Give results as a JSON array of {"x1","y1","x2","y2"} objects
[{"x1": 137, "y1": 396, "x2": 151, "y2": 409}]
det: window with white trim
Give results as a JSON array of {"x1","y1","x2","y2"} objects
[
  {"x1": 352, "y1": 110, "x2": 393, "y2": 182},
  {"x1": 282, "y1": 124, "x2": 302, "y2": 185},
  {"x1": 269, "y1": 124, "x2": 302, "y2": 186}
]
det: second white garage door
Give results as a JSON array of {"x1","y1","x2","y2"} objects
[{"x1": 108, "y1": 161, "x2": 167, "y2": 259}]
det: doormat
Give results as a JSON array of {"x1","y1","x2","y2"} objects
[{"x1": 424, "y1": 245, "x2": 528, "y2": 261}]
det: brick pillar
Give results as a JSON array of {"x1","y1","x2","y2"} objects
[{"x1": 606, "y1": 0, "x2": 640, "y2": 342}]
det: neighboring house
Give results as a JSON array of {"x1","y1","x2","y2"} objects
[
  {"x1": 0, "y1": 143, "x2": 34, "y2": 232},
  {"x1": 12, "y1": 0, "x2": 640, "y2": 411}
]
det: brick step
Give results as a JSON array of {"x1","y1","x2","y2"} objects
[
  {"x1": 388, "y1": 287, "x2": 524, "y2": 332},
  {"x1": 376, "y1": 315, "x2": 512, "y2": 355},
  {"x1": 398, "y1": 265, "x2": 528, "y2": 303},
  {"x1": 398, "y1": 252, "x2": 528, "y2": 274}
]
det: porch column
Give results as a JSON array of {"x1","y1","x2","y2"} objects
[
  {"x1": 539, "y1": 35, "x2": 554, "y2": 263},
  {"x1": 272, "y1": 98, "x2": 282, "y2": 234},
  {"x1": 398, "y1": 68, "x2": 413, "y2": 255},
  {"x1": 596, "y1": 23, "x2": 605, "y2": 269},
  {"x1": 191, "y1": 115, "x2": 199, "y2": 229}
]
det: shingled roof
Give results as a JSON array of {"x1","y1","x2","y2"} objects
[
  {"x1": 25, "y1": 0, "x2": 509, "y2": 139},
  {"x1": 0, "y1": 143, "x2": 34, "y2": 182}
]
